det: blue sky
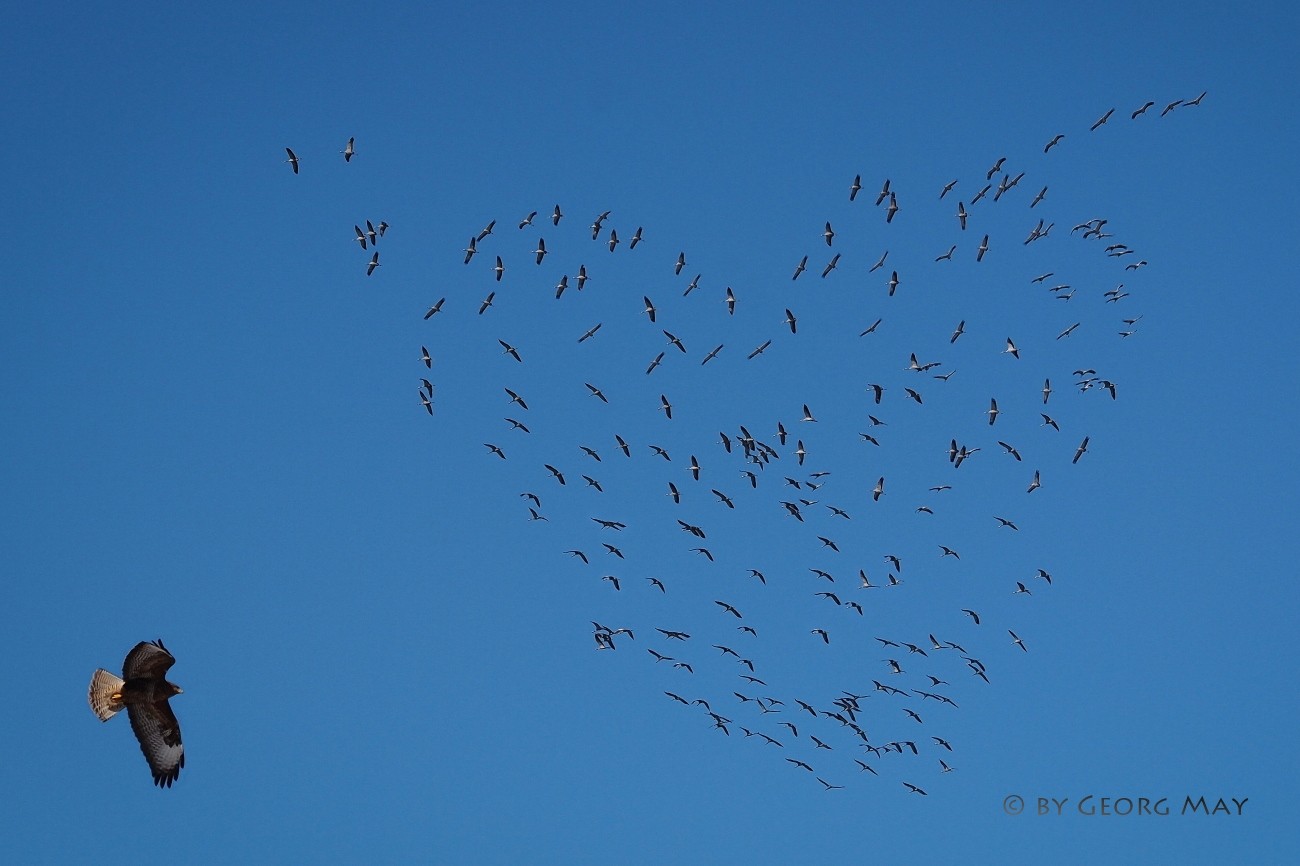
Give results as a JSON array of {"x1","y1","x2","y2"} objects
[{"x1": 3, "y1": 2, "x2": 1296, "y2": 863}]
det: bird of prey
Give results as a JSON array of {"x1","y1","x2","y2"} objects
[
  {"x1": 341, "y1": 137, "x2": 355, "y2": 162},
  {"x1": 284, "y1": 147, "x2": 299, "y2": 173},
  {"x1": 89, "y1": 639, "x2": 184, "y2": 787}
]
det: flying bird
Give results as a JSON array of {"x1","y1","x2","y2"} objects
[
  {"x1": 89, "y1": 639, "x2": 184, "y2": 787},
  {"x1": 1091, "y1": 108, "x2": 1116, "y2": 130},
  {"x1": 341, "y1": 137, "x2": 355, "y2": 162},
  {"x1": 1073, "y1": 436, "x2": 1090, "y2": 464},
  {"x1": 284, "y1": 147, "x2": 299, "y2": 174}
]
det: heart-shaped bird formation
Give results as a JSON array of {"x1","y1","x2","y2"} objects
[{"x1": 289, "y1": 92, "x2": 1204, "y2": 796}]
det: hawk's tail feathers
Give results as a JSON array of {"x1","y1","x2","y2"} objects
[{"x1": 88, "y1": 669, "x2": 125, "y2": 721}]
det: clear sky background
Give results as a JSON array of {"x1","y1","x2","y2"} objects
[{"x1": 3, "y1": 2, "x2": 1296, "y2": 864}]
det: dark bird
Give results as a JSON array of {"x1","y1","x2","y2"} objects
[
  {"x1": 498, "y1": 340, "x2": 522, "y2": 363},
  {"x1": 792, "y1": 256, "x2": 808, "y2": 280},
  {"x1": 1040, "y1": 413, "x2": 1058, "y2": 431},
  {"x1": 341, "y1": 137, "x2": 355, "y2": 162},
  {"x1": 544, "y1": 464, "x2": 565, "y2": 485},
  {"x1": 645, "y1": 352, "x2": 665, "y2": 375},
  {"x1": 1072, "y1": 436, "x2": 1090, "y2": 464},
  {"x1": 986, "y1": 157, "x2": 1006, "y2": 180},
  {"x1": 484, "y1": 443, "x2": 506, "y2": 460},
  {"x1": 1132, "y1": 101, "x2": 1155, "y2": 119},
  {"x1": 366, "y1": 252, "x2": 380, "y2": 276},
  {"x1": 850, "y1": 174, "x2": 862, "y2": 201},
  {"x1": 89, "y1": 639, "x2": 185, "y2": 787},
  {"x1": 821, "y1": 253, "x2": 841, "y2": 278},
  {"x1": 630, "y1": 227, "x2": 643, "y2": 249},
  {"x1": 701, "y1": 344, "x2": 723, "y2": 366},
  {"x1": 962, "y1": 609, "x2": 980, "y2": 625},
  {"x1": 903, "y1": 782, "x2": 927, "y2": 796},
  {"x1": 552, "y1": 204, "x2": 563, "y2": 225},
  {"x1": 478, "y1": 291, "x2": 495, "y2": 315},
  {"x1": 565, "y1": 549, "x2": 588, "y2": 564},
  {"x1": 860, "y1": 318, "x2": 883, "y2": 336},
  {"x1": 420, "y1": 346, "x2": 433, "y2": 369},
  {"x1": 675, "y1": 252, "x2": 686, "y2": 275},
  {"x1": 715, "y1": 600, "x2": 743, "y2": 618},
  {"x1": 886, "y1": 193, "x2": 899, "y2": 223},
  {"x1": 423, "y1": 298, "x2": 445, "y2": 320},
  {"x1": 873, "y1": 477, "x2": 885, "y2": 501},
  {"x1": 956, "y1": 201, "x2": 968, "y2": 230},
  {"x1": 1044, "y1": 134, "x2": 1064, "y2": 153},
  {"x1": 660, "y1": 394, "x2": 673, "y2": 418},
  {"x1": 504, "y1": 387, "x2": 528, "y2": 410},
  {"x1": 977, "y1": 234, "x2": 989, "y2": 262},
  {"x1": 875, "y1": 178, "x2": 891, "y2": 205},
  {"x1": 354, "y1": 225, "x2": 368, "y2": 250},
  {"x1": 940, "y1": 179, "x2": 958, "y2": 199},
  {"x1": 747, "y1": 340, "x2": 772, "y2": 360},
  {"x1": 987, "y1": 398, "x2": 999, "y2": 426},
  {"x1": 1010, "y1": 630, "x2": 1027, "y2": 652},
  {"x1": 284, "y1": 147, "x2": 299, "y2": 174},
  {"x1": 586, "y1": 383, "x2": 609, "y2": 404},
  {"x1": 577, "y1": 323, "x2": 603, "y2": 343},
  {"x1": 994, "y1": 516, "x2": 1019, "y2": 531},
  {"x1": 811, "y1": 629, "x2": 830, "y2": 644},
  {"x1": 1161, "y1": 99, "x2": 1183, "y2": 117},
  {"x1": 1027, "y1": 470, "x2": 1041, "y2": 493},
  {"x1": 1091, "y1": 108, "x2": 1116, "y2": 131}
]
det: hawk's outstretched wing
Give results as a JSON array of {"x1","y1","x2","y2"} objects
[
  {"x1": 123, "y1": 639, "x2": 175, "y2": 680},
  {"x1": 126, "y1": 698, "x2": 184, "y2": 788}
]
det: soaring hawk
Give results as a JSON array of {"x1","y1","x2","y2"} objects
[{"x1": 88, "y1": 639, "x2": 185, "y2": 787}]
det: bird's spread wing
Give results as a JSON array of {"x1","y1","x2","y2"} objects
[
  {"x1": 122, "y1": 639, "x2": 176, "y2": 680},
  {"x1": 126, "y1": 699, "x2": 184, "y2": 788}
]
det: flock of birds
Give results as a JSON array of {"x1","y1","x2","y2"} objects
[{"x1": 269, "y1": 93, "x2": 1206, "y2": 797}]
